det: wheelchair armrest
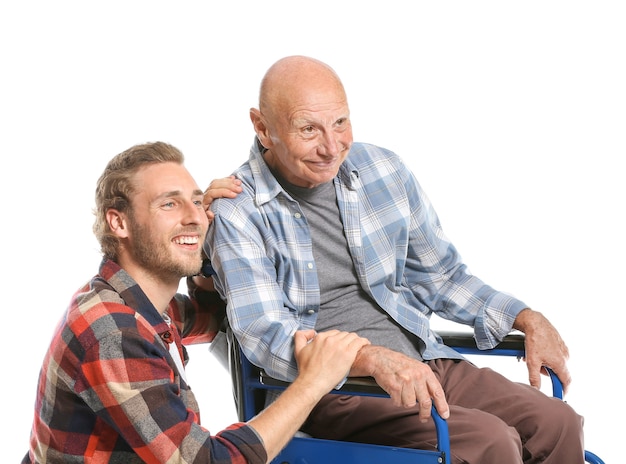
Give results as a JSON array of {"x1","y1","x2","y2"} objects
[
  {"x1": 438, "y1": 330, "x2": 526, "y2": 357},
  {"x1": 261, "y1": 371, "x2": 385, "y2": 396}
]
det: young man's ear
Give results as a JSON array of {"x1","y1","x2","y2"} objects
[
  {"x1": 106, "y1": 209, "x2": 129, "y2": 239},
  {"x1": 250, "y1": 108, "x2": 273, "y2": 149}
]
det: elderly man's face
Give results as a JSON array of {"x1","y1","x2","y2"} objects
[{"x1": 262, "y1": 85, "x2": 353, "y2": 189}]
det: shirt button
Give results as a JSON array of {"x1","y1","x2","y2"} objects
[
  {"x1": 307, "y1": 309, "x2": 315, "y2": 315},
  {"x1": 307, "y1": 262, "x2": 313, "y2": 269},
  {"x1": 294, "y1": 212, "x2": 302, "y2": 219}
]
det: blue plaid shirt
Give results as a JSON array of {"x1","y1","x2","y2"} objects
[{"x1": 206, "y1": 140, "x2": 527, "y2": 382}]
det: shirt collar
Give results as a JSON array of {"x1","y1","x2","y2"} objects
[{"x1": 97, "y1": 258, "x2": 171, "y2": 336}]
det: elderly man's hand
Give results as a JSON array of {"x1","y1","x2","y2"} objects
[
  {"x1": 514, "y1": 308, "x2": 572, "y2": 394},
  {"x1": 349, "y1": 344, "x2": 450, "y2": 423}
]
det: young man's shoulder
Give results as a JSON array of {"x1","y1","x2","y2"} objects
[{"x1": 67, "y1": 278, "x2": 159, "y2": 343}]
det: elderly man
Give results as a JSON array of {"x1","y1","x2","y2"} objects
[{"x1": 205, "y1": 56, "x2": 585, "y2": 463}]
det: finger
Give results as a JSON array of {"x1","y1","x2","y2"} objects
[
  {"x1": 203, "y1": 187, "x2": 239, "y2": 205},
  {"x1": 206, "y1": 177, "x2": 243, "y2": 196},
  {"x1": 416, "y1": 379, "x2": 449, "y2": 422},
  {"x1": 293, "y1": 331, "x2": 305, "y2": 352},
  {"x1": 299, "y1": 329, "x2": 318, "y2": 342},
  {"x1": 552, "y1": 365, "x2": 572, "y2": 395},
  {"x1": 348, "y1": 335, "x2": 371, "y2": 352},
  {"x1": 205, "y1": 209, "x2": 216, "y2": 225},
  {"x1": 526, "y1": 360, "x2": 543, "y2": 390},
  {"x1": 399, "y1": 383, "x2": 417, "y2": 409},
  {"x1": 293, "y1": 331, "x2": 308, "y2": 356},
  {"x1": 335, "y1": 332, "x2": 371, "y2": 356},
  {"x1": 336, "y1": 337, "x2": 370, "y2": 366},
  {"x1": 416, "y1": 394, "x2": 433, "y2": 423},
  {"x1": 429, "y1": 381, "x2": 450, "y2": 420},
  {"x1": 294, "y1": 329, "x2": 317, "y2": 349}
]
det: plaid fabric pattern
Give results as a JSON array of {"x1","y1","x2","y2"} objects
[
  {"x1": 206, "y1": 139, "x2": 528, "y2": 382},
  {"x1": 24, "y1": 259, "x2": 265, "y2": 464}
]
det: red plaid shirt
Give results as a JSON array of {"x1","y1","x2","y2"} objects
[{"x1": 23, "y1": 259, "x2": 266, "y2": 464}]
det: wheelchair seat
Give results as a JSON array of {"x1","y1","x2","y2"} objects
[{"x1": 226, "y1": 327, "x2": 604, "y2": 464}]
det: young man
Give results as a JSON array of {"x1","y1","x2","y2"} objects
[
  {"x1": 204, "y1": 56, "x2": 586, "y2": 463},
  {"x1": 24, "y1": 141, "x2": 369, "y2": 463}
]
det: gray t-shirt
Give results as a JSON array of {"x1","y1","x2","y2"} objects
[{"x1": 279, "y1": 177, "x2": 424, "y2": 361}]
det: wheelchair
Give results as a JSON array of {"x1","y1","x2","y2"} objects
[{"x1": 226, "y1": 328, "x2": 605, "y2": 464}]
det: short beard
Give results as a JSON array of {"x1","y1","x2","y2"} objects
[{"x1": 130, "y1": 218, "x2": 202, "y2": 282}]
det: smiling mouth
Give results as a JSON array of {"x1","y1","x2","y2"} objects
[
  {"x1": 172, "y1": 235, "x2": 199, "y2": 245},
  {"x1": 308, "y1": 158, "x2": 339, "y2": 169}
]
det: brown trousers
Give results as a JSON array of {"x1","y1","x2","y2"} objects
[{"x1": 302, "y1": 359, "x2": 585, "y2": 464}]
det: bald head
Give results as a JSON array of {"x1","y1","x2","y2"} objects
[
  {"x1": 259, "y1": 56, "x2": 347, "y2": 120},
  {"x1": 250, "y1": 55, "x2": 353, "y2": 188}
]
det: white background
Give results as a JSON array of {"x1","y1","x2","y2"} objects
[{"x1": 2, "y1": 2, "x2": 623, "y2": 462}]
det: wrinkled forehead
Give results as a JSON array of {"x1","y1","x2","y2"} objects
[{"x1": 273, "y1": 83, "x2": 350, "y2": 125}]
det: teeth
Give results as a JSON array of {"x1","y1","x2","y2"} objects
[{"x1": 173, "y1": 236, "x2": 199, "y2": 245}]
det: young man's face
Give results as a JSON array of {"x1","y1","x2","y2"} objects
[{"x1": 126, "y1": 162, "x2": 208, "y2": 281}]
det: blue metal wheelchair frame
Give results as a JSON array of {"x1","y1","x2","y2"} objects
[
  {"x1": 231, "y1": 329, "x2": 604, "y2": 464},
  {"x1": 237, "y1": 344, "x2": 450, "y2": 463}
]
